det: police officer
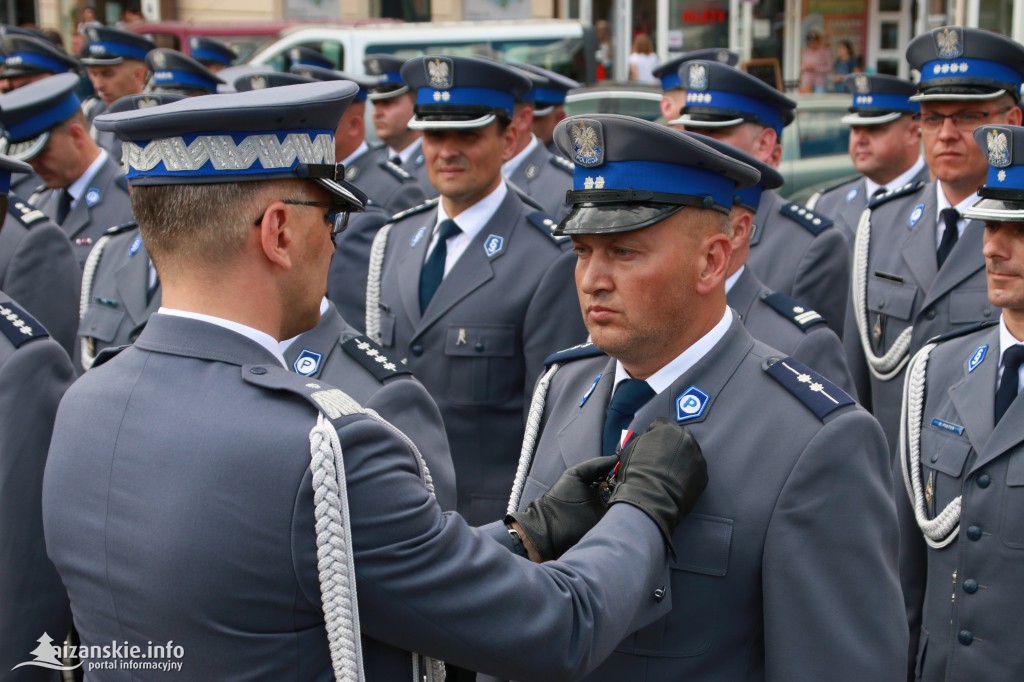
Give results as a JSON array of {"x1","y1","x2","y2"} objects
[
  {"x1": 145, "y1": 48, "x2": 224, "y2": 96},
  {"x1": 292, "y1": 63, "x2": 426, "y2": 216},
  {"x1": 188, "y1": 36, "x2": 236, "y2": 73},
  {"x1": 807, "y1": 73, "x2": 928, "y2": 242},
  {"x1": 897, "y1": 123, "x2": 1024, "y2": 681},
  {"x1": 0, "y1": 73, "x2": 133, "y2": 269},
  {"x1": 43, "y1": 80, "x2": 707, "y2": 679},
  {"x1": 692, "y1": 131, "x2": 857, "y2": 396},
  {"x1": 513, "y1": 62, "x2": 579, "y2": 156},
  {"x1": 844, "y1": 26, "x2": 1024, "y2": 449},
  {"x1": 488, "y1": 113, "x2": 905, "y2": 682},
  {"x1": 674, "y1": 59, "x2": 850, "y2": 336},
  {"x1": 503, "y1": 65, "x2": 574, "y2": 219},
  {"x1": 78, "y1": 26, "x2": 155, "y2": 147},
  {"x1": 365, "y1": 55, "x2": 587, "y2": 526},
  {"x1": 365, "y1": 54, "x2": 435, "y2": 196},
  {"x1": 651, "y1": 47, "x2": 738, "y2": 128}
]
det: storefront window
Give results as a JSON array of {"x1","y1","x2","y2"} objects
[
  {"x1": 667, "y1": 0, "x2": 729, "y2": 54},
  {"x1": 800, "y1": 0, "x2": 868, "y2": 92}
]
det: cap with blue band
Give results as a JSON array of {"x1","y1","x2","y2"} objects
[
  {"x1": 513, "y1": 62, "x2": 579, "y2": 113},
  {"x1": 841, "y1": 73, "x2": 919, "y2": 126},
  {"x1": 81, "y1": 26, "x2": 155, "y2": 66},
  {"x1": 680, "y1": 131, "x2": 783, "y2": 212},
  {"x1": 288, "y1": 46, "x2": 332, "y2": 71},
  {"x1": 0, "y1": 35, "x2": 79, "y2": 78},
  {"x1": 0, "y1": 72, "x2": 82, "y2": 161},
  {"x1": 146, "y1": 48, "x2": 224, "y2": 95},
  {"x1": 669, "y1": 60, "x2": 795, "y2": 136},
  {"x1": 188, "y1": 36, "x2": 236, "y2": 68},
  {"x1": 964, "y1": 124, "x2": 1024, "y2": 221},
  {"x1": 652, "y1": 48, "x2": 739, "y2": 92},
  {"x1": 364, "y1": 54, "x2": 410, "y2": 101},
  {"x1": 907, "y1": 26, "x2": 1024, "y2": 102}
]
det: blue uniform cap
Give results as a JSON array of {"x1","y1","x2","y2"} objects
[
  {"x1": 402, "y1": 55, "x2": 531, "y2": 130},
  {"x1": 146, "y1": 48, "x2": 224, "y2": 95},
  {"x1": 364, "y1": 54, "x2": 409, "y2": 101},
  {"x1": 290, "y1": 64, "x2": 379, "y2": 102},
  {"x1": 906, "y1": 26, "x2": 1024, "y2": 102},
  {"x1": 0, "y1": 72, "x2": 82, "y2": 161},
  {"x1": 552, "y1": 113, "x2": 760, "y2": 234},
  {"x1": 964, "y1": 124, "x2": 1024, "y2": 221},
  {"x1": 680, "y1": 131, "x2": 782, "y2": 212},
  {"x1": 81, "y1": 26, "x2": 155, "y2": 66},
  {"x1": 93, "y1": 81, "x2": 367, "y2": 211},
  {"x1": 233, "y1": 71, "x2": 316, "y2": 92},
  {"x1": 511, "y1": 62, "x2": 579, "y2": 114},
  {"x1": 669, "y1": 60, "x2": 796, "y2": 136},
  {"x1": 0, "y1": 35, "x2": 79, "y2": 78},
  {"x1": 288, "y1": 46, "x2": 333, "y2": 71},
  {"x1": 652, "y1": 48, "x2": 739, "y2": 92},
  {"x1": 841, "y1": 73, "x2": 919, "y2": 126},
  {"x1": 0, "y1": 152, "x2": 32, "y2": 194},
  {"x1": 105, "y1": 92, "x2": 186, "y2": 115},
  {"x1": 188, "y1": 36, "x2": 236, "y2": 68}
]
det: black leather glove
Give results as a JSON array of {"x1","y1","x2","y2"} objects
[
  {"x1": 608, "y1": 417, "x2": 708, "y2": 554},
  {"x1": 507, "y1": 455, "x2": 618, "y2": 561}
]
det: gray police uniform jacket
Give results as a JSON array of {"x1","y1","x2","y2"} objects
[
  {"x1": 505, "y1": 142, "x2": 573, "y2": 220},
  {"x1": 282, "y1": 301, "x2": 458, "y2": 511},
  {"x1": 0, "y1": 292, "x2": 74, "y2": 681},
  {"x1": 30, "y1": 156, "x2": 133, "y2": 268},
  {"x1": 11, "y1": 170, "x2": 42, "y2": 197},
  {"x1": 728, "y1": 266, "x2": 856, "y2": 398},
  {"x1": 748, "y1": 188, "x2": 850, "y2": 336},
  {"x1": 381, "y1": 141, "x2": 436, "y2": 199},
  {"x1": 808, "y1": 163, "x2": 931, "y2": 244},
  {"x1": 502, "y1": 316, "x2": 906, "y2": 681},
  {"x1": 77, "y1": 225, "x2": 160, "y2": 371},
  {"x1": 43, "y1": 313, "x2": 674, "y2": 680},
  {"x1": 328, "y1": 202, "x2": 391, "y2": 328},
  {"x1": 346, "y1": 147, "x2": 426, "y2": 216},
  {"x1": 896, "y1": 322, "x2": 1024, "y2": 682},
  {"x1": 367, "y1": 190, "x2": 587, "y2": 525},
  {"x1": 0, "y1": 195, "x2": 80, "y2": 356},
  {"x1": 842, "y1": 181, "x2": 993, "y2": 450}
]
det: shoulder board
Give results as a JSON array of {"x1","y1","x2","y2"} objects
[
  {"x1": 779, "y1": 202, "x2": 833, "y2": 236},
  {"x1": 381, "y1": 158, "x2": 413, "y2": 181},
  {"x1": 815, "y1": 176, "x2": 859, "y2": 198},
  {"x1": 868, "y1": 181, "x2": 926, "y2": 210},
  {"x1": 762, "y1": 292, "x2": 827, "y2": 332},
  {"x1": 926, "y1": 320, "x2": 998, "y2": 346},
  {"x1": 341, "y1": 335, "x2": 412, "y2": 382},
  {"x1": 32, "y1": 183, "x2": 47, "y2": 196},
  {"x1": 549, "y1": 154, "x2": 574, "y2": 174},
  {"x1": 0, "y1": 300, "x2": 49, "y2": 348},
  {"x1": 544, "y1": 342, "x2": 606, "y2": 367},
  {"x1": 92, "y1": 344, "x2": 130, "y2": 368},
  {"x1": 242, "y1": 362, "x2": 367, "y2": 421},
  {"x1": 527, "y1": 210, "x2": 561, "y2": 242},
  {"x1": 105, "y1": 220, "x2": 139, "y2": 236},
  {"x1": 388, "y1": 197, "x2": 439, "y2": 224},
  {"x1": 764, "y1": 356, "x2": 855, "y2": 421},
  {"x1": 507, "y1": 181, "x2": 545, "y2": 211},
  {"x1": 8, "y1": 197, "x2": 47, "y2": 227},
  {"x1": 115, "y1": 175, "x2": 128, "y2": 192}
]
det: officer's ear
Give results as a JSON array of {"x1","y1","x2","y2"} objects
[
  {"x1": 660, "y1": 93, "x2": 678, "y2": 121},
  {"x1": 255, "y1": 199, "x2": 296, "y2": 271},
  {"x1": 694, "y1": 213, "x2": 732, "y2": 295},
  {"x1": 498, "y1": 117, "x2": 519, "y2": 162},
  {"x1": 1007, "y1": 104, "x2": 1023, "y2": 126},
  {"x1": 728, "y1": 208, "x2": 752, "y2": 253}
]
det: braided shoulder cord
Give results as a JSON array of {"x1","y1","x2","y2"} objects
[
  {"x1": 79, "y1": 235, "x2": 112, "y2": 371},
  {"x1": 365, "y1": 223, "x2": 393, "y2": 343},
  {"x1": 507, "y1": 363, "x2": 560, "y2": 515},
  {"x1": 852, "y1": 206, "x2": 914, "y2": 382}
]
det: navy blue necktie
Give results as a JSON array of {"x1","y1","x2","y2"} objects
[
  {"x1": 995, "y1": 345, "x2": 1024, "y2": 424},
  {"x1": 55, "y1": 189, "x2": 73, "y2": 224},
  {"x1": 602, "y1": 379, "x2": 655, "y2": 455},
  {"x1": 419, "y1": 219, "x2": 461, "y2": 313},
  {"x1": 937, "y1": 208, "x2": 960, "y2": 269}
]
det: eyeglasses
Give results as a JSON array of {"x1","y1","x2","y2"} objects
[
  {"x1": 253, "y1": 199, "x2": 351, "y2": 238},
  {"x1": 913, "y1": 107, "x2": 1011, "y2": 131}
]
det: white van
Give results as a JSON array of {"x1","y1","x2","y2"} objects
[{"x1": 246, "y1": 20, "x2": 597, "y2": 85}]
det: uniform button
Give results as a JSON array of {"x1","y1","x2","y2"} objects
[
  {"x1": 653, "y1": 586, "x2": 666, "y2": 602},
  {"x1": 963, "y1": 578, "x2": 978, "y2": 594},
  {"x1": 249, "y1": 366, "x2": 267, "y2": 375},
  {"x1": 931, "y1": 453, "x2": 939, "y2": 463},
  {"x1": 978, "y1": 474, "x2": 991, "y2": 488},
  {"x1": 474, "y1": 342, "x2": 485, "y2": 352},
  {"x1": 958, "y1": 630, "x2": 973, "y2": 645},
  {"x1": 411, "y1": 344, "x2": 423, "y2": 357},
  {"x1": 967, "y1": 525, "x2": 982, "y2": 541},
  {"x1": 925, "y1": 308, "x2": 937, "y2": 320},
  {"x1": 878, "y1": 300, "x2": 886, "y2": 309},
  {"x1": 983, "y1": 307, "x2": 993, "y2": 317}
]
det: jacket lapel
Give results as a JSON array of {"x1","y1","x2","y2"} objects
[
  {"x1": 920, "y1": 219, "x2": 985, "y2": 310},
  {"x1": 395, "y1": 207, "x2": 438, "y2": 327},
  {"x1": 898, "y1": 188, "x2": 938, "y2": 293},
  {"x1": 557, "y1": 357, "x2": 616, "y2": 469},
  {"x1": 115, "y1": 241, "x2": 152, "y2": 327},
  {"x1": 949, "y1": 326, "x2": 999, "y2": 457}
]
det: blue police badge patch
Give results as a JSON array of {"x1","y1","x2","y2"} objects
[
  {"x1": 293, "y1": 349, "x2": 323, "y2": 377},
  {"x1": 967, "y1": 344, "x2": 988, "y2": 373},
  {"x1": 483, "y1": 234, "x2": 505, "y2": 258},
  {"x1": 85, "y1": 187, "x2": 101, "y2": 207},
  {"x1": 410, "y1": 225, "x2": 428, "y2": 248},
  {"x1": 845, "y1": 186, "x2": 860, "y2": 203},
  {"x1": 909, "y1": 203, "x2": 925, "y2": 228},
  {"x1": 128, "y1": 235, "x2": 143, "y2": 257},
  {"x1": 580, "y1": 373, "x2": 603, "y2": 407},
  {"x1": 569, "y1": 119, "x2": 604, "y2": 168},
  {"x1": 675, "y1": 386, "x2": 710, "y2": 423}
]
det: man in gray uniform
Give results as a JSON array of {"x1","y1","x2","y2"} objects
[
  {"x1": 365, "y1": 54, "x2": 435, "y2": 196},
  {"x1": 0, "y1": 156, "x2": 75, "y2": 680},
  {"x1": 503, "y1": 66, "x2": 574, "y2": 220},
  {"x1": 807, "y1": 73, "x2": 928, "y2": 242},
  {"x1": 0, "y1": 156, "x2": 79, "y2": 356},
  {"x1": 693, "y1": 131, "x2": 857, "y2": 395},
  {"x1": 844, "y1": 26, "x2": 1024, "y2": 449},
  {"x1": 0, "y1": 73, "x2": 133, "y2": 268},
  {"x1": 366, "y1": 56, "x2": 587, "y2": 526},
  {"x1": 43, "y1": 80, "x2": 708, "y2": 680},
  {"x1": 673, "y1": 60, "x2": 850, "y2": 336},
  {"x1": 490, "y1": 113, "x2": 905, "y2": 681},
  {"x1": 897, "y1": 123, "x2": 1024, "y2": 681}
]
